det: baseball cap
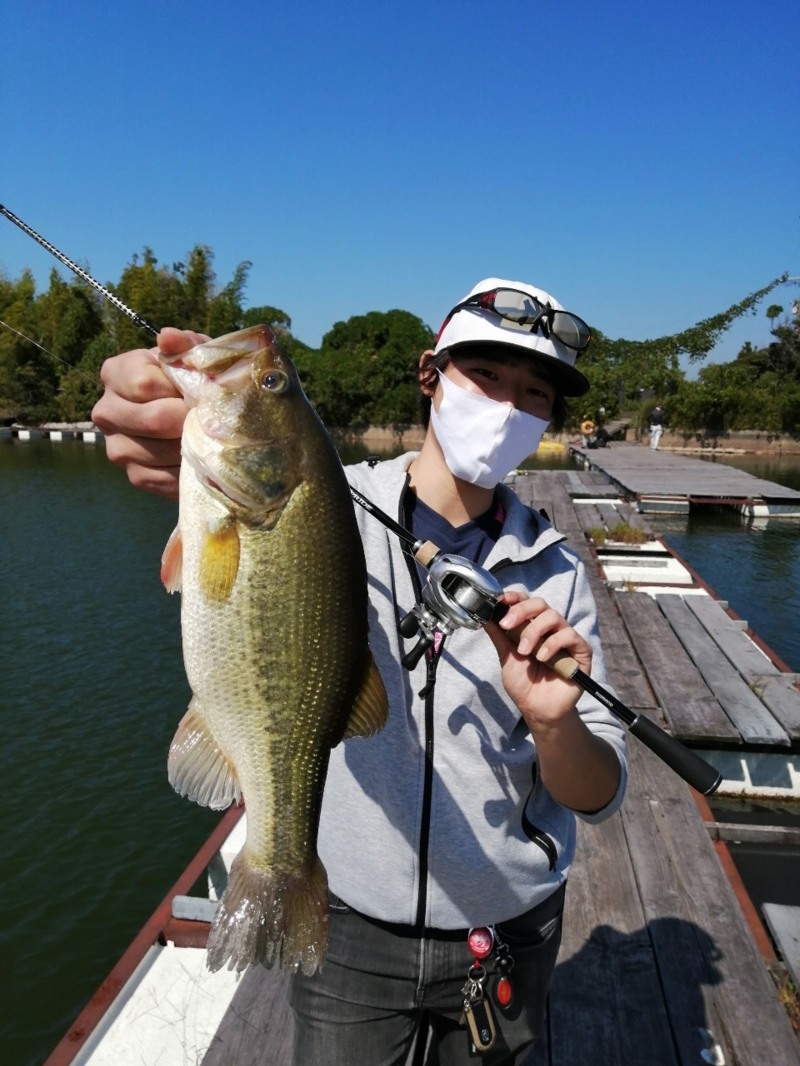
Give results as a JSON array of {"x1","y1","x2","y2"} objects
[{"x1": 434, "y1": 277, "x2": 591, "y2": 397}]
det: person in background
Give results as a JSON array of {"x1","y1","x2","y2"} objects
[
  {"x1": 649, "y1": 404, "x2": 664, "y2": 450},
  {"x1": 92, "y1": 278, "x2": 627, "y2": 1065}
]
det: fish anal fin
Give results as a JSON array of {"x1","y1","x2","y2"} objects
[
  {"x1": 161, "y1": 526, "x2": 183, "y2": 592},
  {"x1": 200, "y1": 521, "x2": 241, "y2": 602},
  {"x1": 168, "y1": 698, "x2": 241, "y2": 810},
  {"x1": 343, "y1": 653, "x2": 389, "y2": 740}
]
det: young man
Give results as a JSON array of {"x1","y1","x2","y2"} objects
[{"x1": 92, "y1": 278, "x2": 627, "y2": 1065}]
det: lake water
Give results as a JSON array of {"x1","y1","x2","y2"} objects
[{"x1": 2, "y1": 440, "x2": 798, "y2": 1065}]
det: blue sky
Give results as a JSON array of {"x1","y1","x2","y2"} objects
[{"x1": 2, "y1": 0, "x2": 797, "y2": 372}]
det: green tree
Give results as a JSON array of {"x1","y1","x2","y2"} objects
[
  {"x1": 668, "y1": 309, "x2": 800, "y2": 441},
  {"x1": 310, "y1": 310, "x2": 434, "y2": 428}
]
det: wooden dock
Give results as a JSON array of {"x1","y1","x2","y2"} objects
[
  {"x1": 48, "y1": 467, "x2": 800, "y2": 1066},
  {"x1": 572, "y1": 441, "x2": 800, "y2": 516}
]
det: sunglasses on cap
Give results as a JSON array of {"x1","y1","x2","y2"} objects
[{"x1": 442, "y1": 287, "x2": 592, "y2": 353}]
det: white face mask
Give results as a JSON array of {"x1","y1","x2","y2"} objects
[{"x1": 429, "y1": 371, "x2": 550, "y2": 489}]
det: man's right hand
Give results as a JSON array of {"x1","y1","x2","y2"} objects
[{"x1": 92, "y1": 327, "x2": 207, "y2": 499}]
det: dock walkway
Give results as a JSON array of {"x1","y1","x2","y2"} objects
[
  {"x1": 49, "y1": 469, "x2": 800, "y2": 1066},
  {"x1": 572, "y1": 441, "x2": 800, "y2": 516}
]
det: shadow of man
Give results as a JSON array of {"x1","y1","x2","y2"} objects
[{"x1": 528, "y1": 918, "x2": 725, "y2": 1066}]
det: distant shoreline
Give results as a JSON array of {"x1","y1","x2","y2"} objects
[
  {"x1": 331, "y1": 425, "x2": 800, "y2": 456},
  {"x1": 3, "y1": 422, "x2": 800, "y2": 455}
]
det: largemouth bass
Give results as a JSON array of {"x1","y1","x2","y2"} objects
[{"x1": 159, "y1": 325, "x2": 388, "y2": 975}]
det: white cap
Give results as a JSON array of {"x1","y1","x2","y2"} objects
[{"x1": 434, "y1": 277, "x2": 590, "y2": 396}]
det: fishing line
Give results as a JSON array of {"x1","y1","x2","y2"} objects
[
  {"x1": 0, "y1": 317, "x2": 99, "y2": 386},
  {"x1": 1, "y1": 203, "x2": 721, "y2": 795}
]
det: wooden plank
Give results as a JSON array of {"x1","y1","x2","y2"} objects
[
  {"x1": 597, "y1": 502, "x2": 621, "y2": 529},
  {"x1": 618, "y1": 741, "x2": 733, "y2": 1064},
  {"x1": 685, "y1": 595, "x2": 780, "y2": 679},
  {"x1": 614, "y1": 592, "x2": 739, "y2": 743},
  {"x1": 656, "y1": 595, "x2": 790, "y2": 746},
  {"x1": 591, "y1": 583, "x2": 680, "y2": 712},
  {"x1": 687, "y1": 593, "x2": 800, "y2": 736},
  {"x1": 751, "y1": 675, "x2": 800, "y2": 739},
  {"x1": 622, "y1": 737, "x2": 800, "y2": 1065},
  {"x1": 537, "y1": 814, "x2": 679, "y2": 1065},
  {"x1": 763, "y1": 904, "x2": 800, "y2": 990},
  {"x1": 706, "y1": 822, "x2": 800, "y2": 847},
  {"x1": 575, "y1": 502, "x2": 604, "y2": 535},
  {"x1": 550, "y1": 496, "x2": 584, "y2": 535}
]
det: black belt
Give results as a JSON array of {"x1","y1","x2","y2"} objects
[{"x1": 339, "y1": 881, "x2": 567, "y2": 942}]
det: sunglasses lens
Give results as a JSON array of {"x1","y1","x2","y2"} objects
[
  {"x1": 551, "y1": 311, "x2": 591, "y2": 351},
  {"x1": 491, "y1": 289, "x2": 541, "y2": 324}
]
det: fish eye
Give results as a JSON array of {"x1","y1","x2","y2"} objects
[{"x1": 261, "y1": 370, "x2": 289, "y2": 392}]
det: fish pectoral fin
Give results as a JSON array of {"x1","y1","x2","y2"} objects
[
  {"x1": 342, "y1": 653, "x2": 389, "y2": 740},
  {"x1": 168, "y1": 698, "x2": 242, "y2": 810},
  {"x1": 161, "y1": 526, "x2": 183, "y2": 593},
  {"x1": 199, "y1": 520, "x2": 241, "y2": 602}
]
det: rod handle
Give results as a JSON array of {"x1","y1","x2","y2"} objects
[
  {"x1": 491, "y1": 601, "x2": 580, "y2": 680},
  {"x1": 627, "y1": 714, "x2": 722, "y2": 795}
]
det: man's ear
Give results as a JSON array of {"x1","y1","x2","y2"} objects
[{"x1": 418, "y1": 349, "x2": 437, "y2": 396}]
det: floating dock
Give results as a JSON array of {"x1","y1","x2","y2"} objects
[
  {"x1": 45, "y1": 467, "x2": 800, "y2": 1066},
  {"x1": 571, "y1": 441, "x2": 800, "y2": 516}
]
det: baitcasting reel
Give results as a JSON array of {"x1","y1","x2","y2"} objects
[{"x1": 399, "y1": 553, "x2": 503, "y2": 669}]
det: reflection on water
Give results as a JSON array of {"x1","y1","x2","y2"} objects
[
  {"x1": 694, "y1": 451, "x2": 800, "y2": 492},
  {"x1": 647, "y1": 506, "x2": 799, "y2": 673}
]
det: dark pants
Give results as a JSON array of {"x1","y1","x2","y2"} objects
[{"x1": 289, "y1": 885, "x2": 565, "y2": 1065}]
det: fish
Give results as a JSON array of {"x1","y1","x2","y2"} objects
[{"x1": 158, "y1": 324, "x2": 388, "y2": 975}]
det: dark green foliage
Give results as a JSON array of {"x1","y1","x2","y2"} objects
[
  {"x1": 668, "y1": 302, "x2": 800, "y2": 441},
  {"x1": 308, "y1": 309, "x2": 434, "y2": 429}
]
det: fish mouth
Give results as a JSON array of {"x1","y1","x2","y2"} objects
[{"x1": 160, "y1": 325, "x2": 279, "y2": 398}]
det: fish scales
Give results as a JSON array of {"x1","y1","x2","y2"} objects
[{"x1": 160, "y1": 325, "x2": 388, "y2": 975}]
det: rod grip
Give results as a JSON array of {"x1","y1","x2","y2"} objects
[
  {"x1": 490, "y1": 602, "x2": 580, "y2": 680},
  {"x1": 627, "y1": 714, "x2": 722, "y2": 795}
]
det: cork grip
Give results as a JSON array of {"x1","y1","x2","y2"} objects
[{"x1": 490, "y1": 603, "x2": 580, "y2": 680}]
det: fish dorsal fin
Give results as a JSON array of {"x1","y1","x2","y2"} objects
[
  {"x1": 342, "y1": 653, "x2": 389, "y2": 740},
  {"x1": 199, "y1": 520, "x2": 241, "y2": 602},
  {"x1": 168, "y1": 698, "x2": 242, "y2": 809},
  {"x1": 161, "y1": 526, "x2": 183, "y2": 592}
]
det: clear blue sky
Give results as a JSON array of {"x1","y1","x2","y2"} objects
[{"x1": 2, "y1": 0, "x2": 797, "y2": 372}]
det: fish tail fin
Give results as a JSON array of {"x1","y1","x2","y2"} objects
[{"x1": 206, "y1": 852, "x2": 329, "y2": 976}]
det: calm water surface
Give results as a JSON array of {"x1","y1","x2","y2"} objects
[
  {"x1": 2, "y1": 441, "x2": 798, "y2": 1065},
  {"x1": 646, "y1": 453, "x2": 800, "y2": 672}
]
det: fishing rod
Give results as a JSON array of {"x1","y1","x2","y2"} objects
[
  {"x1": 1, "y1": 204, "x2": 722, "y2": 795},
  {"x1": 0, "y1": 204, "x2": 159, "y2": 338}
]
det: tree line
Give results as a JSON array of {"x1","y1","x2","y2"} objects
[{"x1": 0, "y1": 246, "x2": 796, "y2": 441}]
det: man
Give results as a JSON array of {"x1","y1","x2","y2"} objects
[
  {"x1": 649, "y1": 405, "x2": 664, "y2": 450},
  {"x1": 92, "y1": 278, "x2": 627, "y2": 1064}
]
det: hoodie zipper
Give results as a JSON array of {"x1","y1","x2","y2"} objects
[{"x1": 397, "y1": 481, "x2": 443, "y2": 932}]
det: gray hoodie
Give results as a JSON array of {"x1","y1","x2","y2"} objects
[{"x1": 317, "y1": 453, "x2": 627, "y2": 930}]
